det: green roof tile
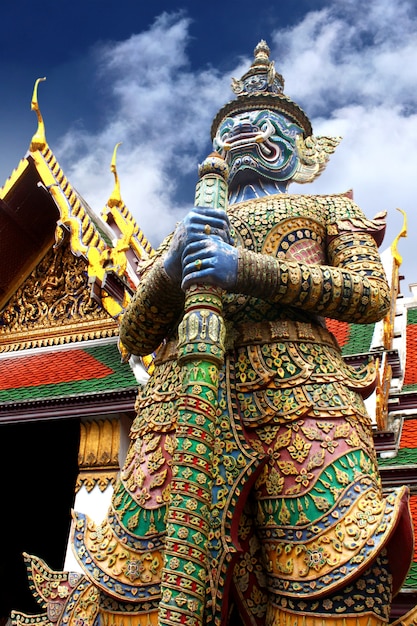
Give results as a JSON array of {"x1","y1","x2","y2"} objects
[
  {"x1": 340, "y1": 322, "x2": 375, "y2": 356},
  {"x1": 408, "y1": 308, "x2": 417, "y2": 324},
  {"x1": 378, "y1": 448, "x2": 417, "y2": 467},
  {"x1": 404, "y1": 562, "x2": 417, "y2": 588}
]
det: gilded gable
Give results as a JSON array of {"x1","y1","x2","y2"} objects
[{"x1": 0, "y1": 242, "x2": 117, "y2": 352}]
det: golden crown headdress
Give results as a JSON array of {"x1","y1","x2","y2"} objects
[{"x1": 211, "y1": 40, "x2": 313, "y2": 139}]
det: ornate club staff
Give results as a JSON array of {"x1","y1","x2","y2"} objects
[{"x1": 158, "y1": 153, "x2": 229, "y2": 626}]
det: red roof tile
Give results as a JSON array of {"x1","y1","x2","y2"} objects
[
  {"x1": 0, "y1": 349, "x2": 113, "y2": 389},
  {"x1": 404, "y1": 325, "x2": 417, "y2": 386}
]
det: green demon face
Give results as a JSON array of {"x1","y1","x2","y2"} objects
[{"x1": 213, "y1": 109, "x2": 303, "y2": 187}]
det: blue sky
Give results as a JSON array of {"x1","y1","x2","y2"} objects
[{"x1": 1, "y1": 0, "x2": 416, "y2": 289}]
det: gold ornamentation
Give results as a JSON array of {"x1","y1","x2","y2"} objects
[
  {"x1": 293, "y1": 134, "x2": 342, "y2": 184},
  {"x1": 26, "y1": 94, "x2": 139, "y2": 319},
  {"x1": 101, "y1": 143, "x2": 155, "y2": 284},
  {"x1": 0, "y1": 243, "x2": 117, "y2": 352},
  {"x1": 375, "y1": 353, "x2": 392, "y2": 431},
  {"x1": 72, "y1": 511, "x2": 164, "y2": 597},
  {"x1": 383, "y1": 208, "x2": 407, "y2": 350},
  {"x1": 76, "y1": 419, "x2": 121, "y2": 493},
  {"x1": 211, "y1": 41, "x2": 312, "y2": 139},
  {"x1": 267, "y1": 605, "x2": 387, "y2": 626},
  {"x1": 264, "y1": 488, "x2": 391, "y2": 594},
  {"x1": 30, "y1": 77, "x2": 47, "y2": 151},
  {"x1": 10, "y1": 553, "x2": 99, "y2": 626}
]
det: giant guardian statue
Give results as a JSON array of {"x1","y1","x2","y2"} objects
[{"x1": 70, "y1": 41, "x2": 413, "y2": 626}]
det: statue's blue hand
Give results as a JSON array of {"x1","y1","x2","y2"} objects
[
  {"x1": 181, "y1": 237, "x2": 238, "y2": 291},
  {"x1": 164, "y1": 206, "x2": 233, "y2": 284}
]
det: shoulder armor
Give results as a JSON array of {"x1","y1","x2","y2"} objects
[{"x1": 323, "y1": 194, "x2": 387, "y2": 247}]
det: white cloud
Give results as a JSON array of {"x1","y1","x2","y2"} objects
[
  {"x1": 271, "y1": 0, "x2": 417, "y2": 285},
  {"x1": 58, "y1": 2, "x2": 417, "y2": 285},
  {"x1": 275, "y1": 0, "x2": 417, "y2": 114},
  {"x1": 57, "y1": 12, "x2": 232, "y2": 245}
]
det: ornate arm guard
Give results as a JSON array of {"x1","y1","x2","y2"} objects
[
  {"x1": 119, "y1": 256, "x2": 185, "y2": 355},
  {"x1": 235, "y1": 230, "x2": 390, "y2": 324}
]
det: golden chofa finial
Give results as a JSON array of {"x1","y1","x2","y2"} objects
[
  {"x1": 30, "y1": 77, "x2": 47, "y2": 152},
  {"x1": 391, "y1": 208, "x2": 407, "y2": 266},
  {"x1": 107, "y1": 142, "x2": 123, "y2": 208}
]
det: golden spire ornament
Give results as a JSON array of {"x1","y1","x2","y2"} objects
[{"x1": 30, "y1": 77, "x2": 47, "y2": 152}]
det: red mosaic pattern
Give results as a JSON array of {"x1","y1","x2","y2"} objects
[
  {"x1": 409, "y1": 495, "x2": 417, "y2": 561},
  {"x1": 399, "y1": 419, "x2": 417, "y2": 449},
  {"x1": 0, "y1": 349, "x2": 114, "y2": 389},
  {"x1": 326, "y1": 318, "x2": 350, "y2": 347},
  {"x1": 404, "y1": 325, "x2": 417, "y2": 386}
]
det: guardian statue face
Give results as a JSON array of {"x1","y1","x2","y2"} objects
[{"x1": 213, "y1": 109, "x2": 303, "y2": 188}]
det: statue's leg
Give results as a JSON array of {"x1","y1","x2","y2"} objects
[
  {"x1": 248, "y1": 413, "x2": 401, "y2": 626},
  {"x1": 228, "y1": 471, "x2": 391, "y2": 626},
  {"x1": 264, "y1": 549, "x2": 392, "y2": 626},
  {"x1": 99, "y1": 601, "x2": 159, "y2": 626},
  {"x1": 71, "y1": 355, "x2": 185, "y2": 623},
  {"x1": 229, "y1": 495, "x2": 270, "y2": 626},
  {"x1": 232, "y1": 338, "x2": 412, "y2": 626}
]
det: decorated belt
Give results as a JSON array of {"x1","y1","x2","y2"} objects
[{"x1": 154, "y1": 318, "x2": 339, "y2": 365}]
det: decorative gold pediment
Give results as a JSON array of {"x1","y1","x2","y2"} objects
[{"x1": 0, "y1": 242, "x2": 117, "y2": 352}]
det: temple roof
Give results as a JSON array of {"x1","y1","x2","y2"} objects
[
  {"x1": 0, "y1": 79, "x2": 153, "y2": 324},
  {"x1": 404, "y1": 308, "x2": 417, "y2": 391},
  {"x1": 0, "y1": 339, "x2": 138, "y2": 423},
  {"x1": 0, "y1": 340, "x2": 137, "y2": 404},
  {"x1": 326, "y1": 317, "x2": 376, "y2": 356}
]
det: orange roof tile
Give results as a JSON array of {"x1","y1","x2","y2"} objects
[
  {"x1": 400, "y1": 419, "x2": 417, "y2": 449},
  {"x1": 0, "y1": 342, "x2": 138, "y2": 405},
  {"x1": 326, "y1": 318, "x2": 349, "y2": 348}
]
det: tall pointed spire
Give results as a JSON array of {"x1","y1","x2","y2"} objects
[{"x1": 383, "y1": 208, "x2": 408, "y2": 350}]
